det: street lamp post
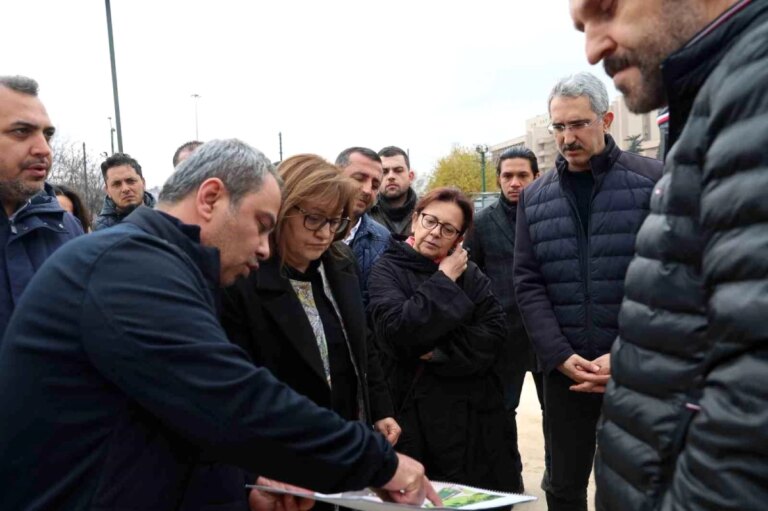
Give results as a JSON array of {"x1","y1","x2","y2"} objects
[
  {"x1": 108, "y1": 116, "x2": 115, "y2": 154},
  {"x1": 191, "y1": 93, "x2": 201, "y2": 139},
  {"x1": 475, "y1": 144, "x2": 489, "y2": 193},
  {"x1": 104, "y1": 0, "x2": 123, "y2": 152}
]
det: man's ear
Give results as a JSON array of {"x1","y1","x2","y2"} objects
[
  {"x1": 602, "y1": 111, "x2": 615, "y2": 130},
  {"x1": 408, "y1": 170, "x2": 415, "y2": 183},
  {"x1": 196, "y1": 178, "x2": 227, "y2": 222}
]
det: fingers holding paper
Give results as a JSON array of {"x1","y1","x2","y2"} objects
[
  {"x1": 249, "y1": 476, "x2": 315, "y2": 511},
  {"x1": 379, "y1": 453, "x2": 443, "y2": 506}
]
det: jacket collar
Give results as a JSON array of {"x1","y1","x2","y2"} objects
[
  {"x1": 555, "y1": 134, "x2": 620, "y2": 180},
  {"x1": 662, "y1": 0, "x2": 768, "y2": 148},
  {"x1": 9, "y1": 183, "x2": 67, "y2": 223},
  {"x1": 374, "y1": 187, "x2": 417, "y2": 221},
  {"x1": 122, "y1": 207, "x2": 221, "y2": 290},
  {"x1": 99, "y1": 191, "x2": 157, "y2": 218},
  {"x1": 487, "y1": 196, "x2": 516, "y2": 246}
]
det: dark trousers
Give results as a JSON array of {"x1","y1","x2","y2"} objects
[
  {"x1": 503, "y1": 359, "x2": 546, "y2": 493},
  {"x1": 541, "y1": 370, "x2": 603, "y2": 511}
]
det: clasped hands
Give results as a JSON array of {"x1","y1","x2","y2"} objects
[{"x1": 558, "y1": 353, "x2": 610, "y2": 393}]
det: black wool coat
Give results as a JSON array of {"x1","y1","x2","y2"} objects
[
  {"x1": 367, "y1": 240, "x2": 517, "y2": 491},
  {"x1": 465, "y1": 196, "x2": 536, "y2": 371},
  {"x1": 222, "y1": 243, "x2": 394, "y2": 424}
]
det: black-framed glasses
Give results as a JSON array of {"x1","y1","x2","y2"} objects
[
  {"x1": 547, "y1": 116, "x2": 602, "y2": 134},
  {"x1": 419, "y1": 213, "x2": 460, "y2": 238},
  {"x1": 293, "y1": 206, "x2": 350, "y2": 233}
]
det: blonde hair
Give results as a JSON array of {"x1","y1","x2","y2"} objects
[{"x1": 274, "y1": 154, "x2": 358, "y2": 266}]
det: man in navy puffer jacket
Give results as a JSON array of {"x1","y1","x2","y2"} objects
[{"x1": 513, "y1": 72, "x2": 662, "y2": 511}]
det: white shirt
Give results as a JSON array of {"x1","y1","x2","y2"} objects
[{"x1": 342, "y1": 217, "x2": 362, "y2": 246}]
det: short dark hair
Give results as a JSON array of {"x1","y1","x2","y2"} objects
[
  {"x1": 0, "y1": 75, "x2": 39, "y2": 96},
  {"x1": 52, "y1": 184, "x2": 92, "y2": 232},
  {"x1": 100, "y1": 153, "x2": 143, "y2": 182},
  {"x1": 335, "y1": 147, "x2": 381, "y2": 168},
  {"x1": 172, "y1": 140, "x2": 204, "y2": 167},
  {"x1": 378, "y1": 146, "x2": 410, "y2": 169},
  {"x1": 496, "y1": 147, "x2": 539, "y2": 176},
  {"x1": 415, "y1": 187, "x2": 474, "y2": 235}
]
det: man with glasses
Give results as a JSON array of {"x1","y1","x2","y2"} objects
[{"x1": 513, "y1": 72, "x2": 662, "y2": 511}]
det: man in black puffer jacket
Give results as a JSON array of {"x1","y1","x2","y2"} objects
[
  {"x1": 571, "y1": 0, "x2": 768, "y2": 509},
  {"x1": 514, "y1": 72, "x2": 662, "y2": 511}
]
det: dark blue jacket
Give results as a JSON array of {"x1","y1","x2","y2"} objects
[
  {"x1": 513, "y1": 136, "x2": 662, "y2": 373},
  {"x1": 0, "y1": 183, "x2": 83, "y2": 338},
  {"x1": 93, "y1": 190, "x2": 156, "y2": 231},
  {"x1": 0, "y1": 207, "x2": 397, "y2": 511},
  {"x1": 349, "y1": 213, "x2": 390, "y2": 305}
]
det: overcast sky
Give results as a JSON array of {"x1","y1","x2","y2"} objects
[{"x1": 3, "y1": 1, "x2": 616, "y2": 188}]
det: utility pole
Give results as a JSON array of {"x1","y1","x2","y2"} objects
[
  {"x1": 191, "y1": 93, "x2": 201, "y2": 139},
  {"x1": 108, "y1": 116, "x2": 115, "y2": 154},
  {"x1": 476, "y1": 144, "x2": 489, "y2": 193},
  {"x1": 105, "y1": 0, "x2": 123, "y2": 152},
  {"x1": 82, "y1": 143, "x2": 90, "y2": 207},
  {"x1": 278, "y1": 132, "x2": 283, "y2": 162}
]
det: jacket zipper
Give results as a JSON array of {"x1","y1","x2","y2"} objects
[{"x1": 563, "y1": 180, "x2": 594, "y2": 359}]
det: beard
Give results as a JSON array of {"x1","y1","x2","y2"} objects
[
  {"x1": 603, "y1": 0, "x2": 707, "y2": 113},
  {"x1": 0, "y1": 177, "x2": 45, "y2": 209}
]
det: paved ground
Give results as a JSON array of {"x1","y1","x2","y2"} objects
[{"x1": 516, "y1": 373, "x2": 595, "y2": 511}]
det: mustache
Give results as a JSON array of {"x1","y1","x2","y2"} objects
[
  {"x1": 22, "y1": 158, "x2": 50, "y2": 169},
  {"x1": 604, "y1": 53, "x2": 633, "y2": 78},
  {"x1": 562, "y1": 142, "x2": 584, "y2": 152}
]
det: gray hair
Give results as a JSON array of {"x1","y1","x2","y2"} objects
[
  {"x1": 159, "y1": 139, "x2": 280, "y2": 206},
  {"x1": 0, "y1": 75, "x2": 39, "y2": 96},
  {"x1": 548, "y1": 72, "x2": 609, "y2": 116}
]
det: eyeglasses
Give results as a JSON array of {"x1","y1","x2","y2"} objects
[
  {"x1": 293, "y1": 206, "x2": 350, "y2": 233},
  {"x1": 547, "y1": 117, "x2": 602, "y2": 134},
  {"x1": 419, "y1": 213, "x2": 460, "y2": 238}
]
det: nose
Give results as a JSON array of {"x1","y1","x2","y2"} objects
[
  {"x1": 361, "y1": 180, "x2": 372, "y2": 196},
  {"x1": 314, "y1": 221, "x2": 333, "y2": 239},
  {"x1": 30, "y1": 133, "x2": 52, "y2": 159},
  {"x1": 256, "y1": 235, "x2": 270, "y2": 261},
  {"x1": 562, "y1": 130, "x2": 578, "y2": 145},
  {"x1": 511, "y1": 177, "x2": 522, "y2": 188},
  {"x1": 584, "y1": 22, "x2": 616, "y2": 65}
]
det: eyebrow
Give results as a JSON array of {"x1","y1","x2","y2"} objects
[{"x1": 10, "y1": 120, "x2": 57, "y2": 136}]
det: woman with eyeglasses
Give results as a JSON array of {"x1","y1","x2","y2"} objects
[
  {"x1": 367, "y1": 186, "x2": 516, "y2": 491},
  {"x1": 221, "y1": 154, "x2": 401, "y2": 460}
]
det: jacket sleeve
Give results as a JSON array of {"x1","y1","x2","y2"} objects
[
  {"x1": 426, "y1": 265, "x2": 507, "y2": 377},
  {"x1": 365, "y1": 330, "x2": 395, "y2": 422},
  {"x1": 367, "y1": 259, "x2": 476, "y2": 360},
  {"x1": 663, "y1": 44, "x2": 768, "y2": 509},
  {"x1": 80, "y1": 237, "x2": 398, "y2": 494},
  {"x1": 513, "y1": 191, "x2": 574, "y2": 374}
]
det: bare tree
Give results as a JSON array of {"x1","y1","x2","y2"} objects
[{"x1": 48, "y1": 139, "x2": 105, "y2": 219}]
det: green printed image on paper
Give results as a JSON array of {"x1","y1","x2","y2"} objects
[{"x1": 426, "y1": 486, "x2": 504, "y2": 508}]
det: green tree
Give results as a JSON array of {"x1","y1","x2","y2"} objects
[
  {"x1": 625, "y1": 134, "x2": 644, "y2": 154},
  {"x1": 427, "y1": 145, "x2": 498, "y2": 194}
]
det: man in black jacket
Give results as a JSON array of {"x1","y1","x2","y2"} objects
[
  {"x1": 93, "y1": 152, "x2": 156, "y2": 231},
  {"x1": 514, "y1": 72, "x2": 662, "y2": 511},
  {"x1": 0, "y1": 139, "x2": 437, "y2": 511},
  {"x1": 571, "y1": 0, "x2": 768, "y2": 509},
  {"x1": 464, "y1": 146, "x2": 541, "y2": 493},
  {"x1": 370, "y1": 146, "x2": 417, "y2": 240}
]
